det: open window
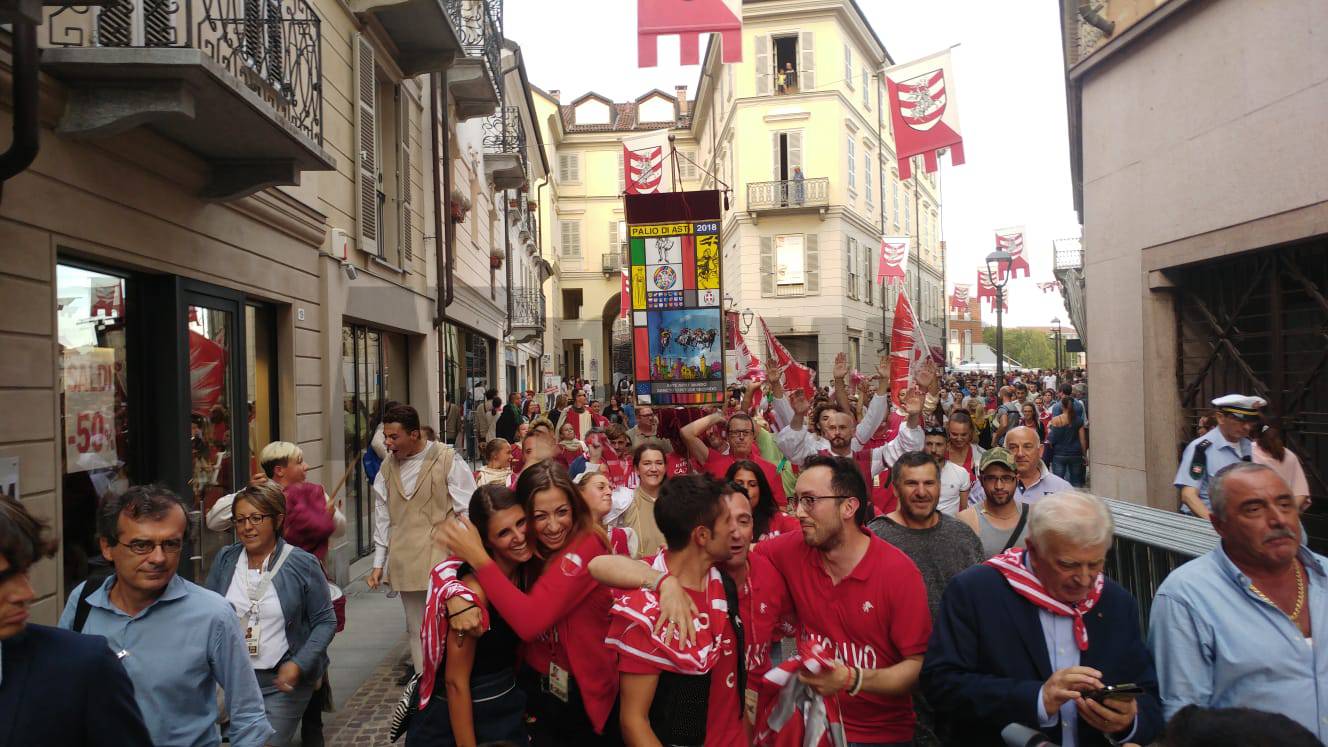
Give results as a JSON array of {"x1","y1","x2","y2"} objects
[{"x1": 756, "y1": 32, "x2": 814, "y2": 96}]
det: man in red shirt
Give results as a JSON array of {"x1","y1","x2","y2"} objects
[
  {"x1": 681, "y1": 410, "x2": 788, "y2": 507},
  {"x1": 755, "y1": 454, "x2": 932, "y2": 746},
  {"x1": 603, "y1": 474, "x2": 747, "y2": 747}
]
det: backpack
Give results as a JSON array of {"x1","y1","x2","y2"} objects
[{"x1": 72, "y1": 558, "x2": 115, "y2": 633}]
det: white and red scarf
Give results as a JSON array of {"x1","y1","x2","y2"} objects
[
  {"x1": 419, "y1": 557, "x2": 490, "y2": 708},
  {"x1": 756, "y1": 639, "x2": 846, "y2": 747},
  {"x1": 606, "y1": 552, "x2": 729, "y2": 674},
  {"x1": 983, "y1": 547, "x2": 1103, "y2": 651}
]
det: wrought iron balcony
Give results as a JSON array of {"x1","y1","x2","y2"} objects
[
  {"x1": 43, "y1": 0, "x2": 333, "y2": 199},
  {"x1": 601, "y1": 252, "x2": 622, "y2": 275},
  {"x1": 747, "y1": 177, "x2": 830, "y2": 214},
  {"x1": 510, "y1": 287, "x2": 545, "y2": 330},
  {"x1": 346, "y1": 0, "x2": 462, "y2": 76},
  {"x1": 1053, "y1": 237, "x2": 1084, "y2": 270},
  {"x1": 483, "y1": 106, "x2": 526, "y2": 190},
  {"x1": 445, "y1": 0, "x2": 501, "y2": 119}
]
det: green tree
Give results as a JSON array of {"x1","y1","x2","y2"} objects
[{"x1": 982, "y1": 327, "x2": 1056, "y2": 369}]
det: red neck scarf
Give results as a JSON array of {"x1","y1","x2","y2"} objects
[{"x1": 983, "y1": 547, "x2": 1103, "y2": 651}]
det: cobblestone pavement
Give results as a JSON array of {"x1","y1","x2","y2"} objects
[{"x1": 326, "y1": 639, "x2": 411, "y2": 746}]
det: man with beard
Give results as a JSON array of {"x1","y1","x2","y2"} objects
[
  {"x1": 626, "y1": 404, "x2": 673, "y2": 455},
  {"x1": 776, "y1": 354, "x2": 891, "y2": 460},
  {"x1": 555, "y1": 390, "x2": 604, "y2": 442},
  {"x1": 923, "y1": 428, "x2": 972, "y2": 516},
  {"x1": 1005, "y1": 426, "x2": 1071, "y2": 504},
  {"x1": 1150, "y1": 463, "x2": 1328, "y2": 740},
  {"x1": 958, "y1": 448, "x2": 1031, "y2": 558},
  {"x1": 869, "y1": 451, "x2": 983, "y2": 618},
  {"x1": 682, "y1": 411, "x2": 788, "y2": 507}
]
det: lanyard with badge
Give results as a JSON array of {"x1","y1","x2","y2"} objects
[{"x1": 243, "y1": 545, "x2": 294, "y2": 657}]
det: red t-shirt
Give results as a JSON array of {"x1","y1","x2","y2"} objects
[
  {"x1": 753, "y1": 530, "x2": 931, "y2": 743},
  {"x1": 703, "y1": 451, "x2": 788, "y2": 508},
  {"x1": 612, "y1": 586, "x2": 748, "y2": 747},
  {"x1": 757, "y1": 511, "x2": 802, "y2": 543}
]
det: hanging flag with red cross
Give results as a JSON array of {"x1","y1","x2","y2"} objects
[{"x1": 885, "y1": 48, "x2": 965, "y2": 180}]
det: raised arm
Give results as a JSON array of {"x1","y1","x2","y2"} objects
[
  {"x1": 831, "y1": 352, "x2": 851, "y2": 418},
  {"x1": 774, "y1": 390, "x2": 818, "y2": 466},
  {"x1": 680, "y1": 411, "x2": 723, "y2": 465},
  {"x1": 871, "y1": 388, "x2": 925, "y2": 475}
]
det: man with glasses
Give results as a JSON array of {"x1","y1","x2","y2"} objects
[
  {"x1": 627, "y1": 404, "x2": 673, "y2": 455},
  {"x1": 754, "y1": 455, "x2": 932, "y2": 746},
  {"x1": 957, "y1": 448, "x2": 1031, "y2": 558},
  {"x1": 682, "y1": 410, "x2": 788, "y2": 506},
  {"x1": 60, "y1": 485, "x2": 273, "y2": 747}
]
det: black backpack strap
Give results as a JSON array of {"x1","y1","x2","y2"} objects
[
  {"x1": 72, "y1": 578, "x2": 101, "y2": 633},
  {"x1": 720, "y1": 570, "x2": 746, "y2": 711},
  {"x1": 1002, "y1": 503, "x2": 1031, "y2": 553}
]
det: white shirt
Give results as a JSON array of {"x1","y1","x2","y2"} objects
[
  {"x1": 372, "y1": 442, "x2": 477, "y2": 568},
  {"x1": 774, "y1": 393, "x2": 888, "y2": 466},
  {"x1": 870, "y1": 425, "x2": 925, "y2": 477},
  {"x1": 224, "y1": 558, "x2": 290, "y2": 670},
  {"x1": 937, "y1": 461, "x2": 972, "y2": 516}
]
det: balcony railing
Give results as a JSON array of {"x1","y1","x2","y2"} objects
[
  {"x1": 446, "y1": 0, "x2": 501, "y2": 101},
  {"x1": 46, "y1": 0, "x2": 323, "y2": 145},
  {"x1": 747, "y1": 177, "x2": 830, "y2": 211},
  {"x1": 601, "y1": 253, "x2": 622, "y2": 274},
  {"x1": 483, "y1": 106, "x2": 525, "y2": 157},
  {"x1": 1053, "y1": 237, "x2": 1084, "y2": 270},
  {"x1": 510, "y1": 287, "x2": 545, "y2": 329}
]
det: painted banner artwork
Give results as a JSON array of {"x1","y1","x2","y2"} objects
[
  {"x1": 626, "y1": 191, "x2": 726, "y2": 405},
  {"x1": 995, "y1": 226, "x2": 1030, "y2": 279},
  {"x1": 885, "y1": 48, "x2": 965, "y2": 180}
]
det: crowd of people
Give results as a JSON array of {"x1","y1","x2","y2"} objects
[{"x1": 0, "y1": 358, "x2": 1322, "y2": 747}]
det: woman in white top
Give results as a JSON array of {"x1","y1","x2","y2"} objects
[
  {"x1": 204, "y1": 484, "x2": 336, "y2": 746},
  {"x1": 1252, "y1": 416, "x2": 1311, "y2": 509}
]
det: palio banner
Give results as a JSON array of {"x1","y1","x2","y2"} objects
[
  {"x1": 625, "y1": 191, "x2": 726, "y2": 405},
  {"x1": 885, "y1": 48, "x2": 965, "y2": 180}
]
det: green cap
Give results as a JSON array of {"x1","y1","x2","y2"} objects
[{"x1": 979, "y1": 447, "x2": 1016, "y2": 473}]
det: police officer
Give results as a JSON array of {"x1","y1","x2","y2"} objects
[{"x1": 1174, "y1": 394, "x2": 1265, "y2": 518}]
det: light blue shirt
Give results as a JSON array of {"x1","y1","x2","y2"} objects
[
  {"x1": 1017, "y1": 463, "x2": 1073, "y2": 504},
  {"x1": 59, "y1": 574, "x2": 274, "y2": 747},
  {"x1": 1149, "y1": 543, "x2": 1327, "y2": 741},
  {"x1": 1173, "y1": 429, "x2": 1251, "y2": 512}
]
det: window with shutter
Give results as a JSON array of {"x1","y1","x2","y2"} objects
[
  {"x1": 804, "y1": 234, "x2": 819, "y2": 294},
  {"x1": 617, "y1": 155, "x2": 625, "y2": 193},
  {"x1": 760, "y1": 236, "x2": 774, "y2": 297},
  {"x1": 864, "y1": 152, "x2": 873, "y2": 206},
  {"x1": 399, "y1": 90, "x2": 413, "y2": 264},
  {"x1": 863, "y1": 240, "x2": 873, "y2": 304},
  {"x1": 862, "y1": 68, "x2": 870, "y2": 108},
  {"x1": 561, "y1": 220, "x2": 581, "y2": 257},
  {"x1": 799, "y1": 32, "x2": 815, "y2": 90},
  {"x1": 847, "y1": 137, "x2": 856, "y2": 192},
  {"x1": 354, "y1": 34, "x2": 379, "y2": 257},
  {"x1": 844, "y1": 45, "x2": 853, "y2": 89},
  {"x1": 680, "y1": 152, "x2": 698, "y2": 180},
  {"x1": 755, "y1": 35, "x2": 771, "y2": 96},
  {"x1": 606, "y1": 221, "x2": 621, "y2": 269},
  {"x1": 559, "y1": 153, "x2": 581, "y2": 183},
  {"x1": 846, "y1": 237, "x2": 858, "y2": 300}
]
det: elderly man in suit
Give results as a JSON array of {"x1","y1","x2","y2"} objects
[
  {"x1": 0, "y1": 495, "x2": 151, "y2": 746},
  {"x1": 921, "y1": 491, "x2": 1163, "y2": 746}
]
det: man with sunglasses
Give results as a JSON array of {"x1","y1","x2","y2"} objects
[
  {"x1": 60, "y1": 485, "x2": 273, "y2": 747},
  {"x1": 957, "y1": 448, "x2": 1031, "y2": 558}
]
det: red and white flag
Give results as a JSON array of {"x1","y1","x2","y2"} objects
[
  {"x1": 888, "y1": 291, "x2": 933, "y2": 403},
  {"x1": 89, "y1": 278, "x2": 123, "y2": 318},
  {"x1": 620, "y1": 269, "x2": 631, "y2": 318},
  {"x1": 876, "y1": 236, "x2": 909, "y2": 284},
  {"x1": 948, "y1": 284, "x2": 970, "y2": 312},
  {"x1": 637, "y1": 0, "x2": 742, "y2": 67},
  {"x1": 734, "y1": 327, "x2": 767, "y2": 383},
  {"x1": 1036, "y1": 281, "x2": 1062, "y2": 294},
  {"x1": 758, "y1": 316, "x2": 815, "y2": 400},
  {"x1": 885, "y1": 48, "x2": 965, "y2": 180},
  {"x1": 995, "y1": 226, "x2": 1030, "y2": 279},
  {"x1": 622, "y1": 130, "x2": 673, "y2": 194},
  {"x1": 976, "y1": 268, "x2": 1008, "y2": 312}
]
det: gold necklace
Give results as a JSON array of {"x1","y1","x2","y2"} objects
[{"x1": 1248, "y1": 561, "x2": 1305, "y2": 622}]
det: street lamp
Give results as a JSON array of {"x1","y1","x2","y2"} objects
[
  {"x1": 1050, "y1": 316, "x2": 1062, "y2": 371},
  {"x1": 985, "y1": 249, "x2": 1012, "y2": 383},
  {"x1": 741, "y1": 307, "x2": 754, "y2": 335}
]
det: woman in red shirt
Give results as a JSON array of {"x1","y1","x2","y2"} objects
[{"x1": 440, "y1": 461, "x2": 622, "y2": 745}]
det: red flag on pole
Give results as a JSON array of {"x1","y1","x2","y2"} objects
[
  {"x1": 885, "y1": 49, "x2": 965, "y2": 180},
  {"x1": 637, "y1": 0, "x2": 742, "y2": 67},
  {"x1": 888, "y1": 292, "x2": 933, "y2": 405},
  {"x1": 876, "y1": 236, "x2": 909, "y2": 284},
  {"x1": 733, "y1": 326, "x2": 766, "y2": 383},
  {"x1": 622, "y1": 130, "x2": 673, "y2": 194},
  {"x1": 948, "y1": 284, "x2": 970, "y2": 313},
  {"x1": 758, "y1": 315, "x2": 814, "y2": 400}
]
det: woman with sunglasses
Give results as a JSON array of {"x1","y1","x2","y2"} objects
[
  {"x1": 204, "y1": 484, "x2": 335, "y2": 747},
  {"x1": 439, "y1": 462, "x2": 623, "y2": 745},
  {"x1": 410, "y1": 485, "x2": 532, "y2": 746}
]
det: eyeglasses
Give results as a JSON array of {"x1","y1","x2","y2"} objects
[
  {"x1": 791, "y1": 494, "x2": 851, "y2": 511},
  {"x1": 120, "y1": 538, "x2": 186, "y2": 555},
  {"x1": 231, "y1": 514, "x2": 273, "y2": 528}
]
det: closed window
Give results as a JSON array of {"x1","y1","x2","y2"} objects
[
  {"x1": 847, "y1": 137, "x2": 856, "y2": 192},
  {"x1": 864, "y1": 151, "x2": 873, "y2": 207},
  {"x1": 560, "y1": 220, "x2": 581, "y2": 257},
  {"x1": 846, "y1": 237, "x2": 859, "y2": 300},
  {"x1": 844, "y1": 45, "x2": 853, "y2": 88},
  {"x1": 558, "y1": 153, "x2": 580, "y2": 183}
]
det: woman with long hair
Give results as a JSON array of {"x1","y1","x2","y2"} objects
[
  {"x1": 575, "y1": 470, "x2": 637, "y2": 557},
  {"x1": 410, "y1": 485, "x2": 532, "y2": 747},
  {"x1": 1046, "y1": 391, "x2": 1087, "y2": 487},
  {"x1": 725, "y1": 459, "x2": 799, "y2": 541},
  {"x1": 439, "y1": 461, "x2": 622, "y2": 745},
  {"x1": 1253, "y1": 415, "x2": 1311, "y2": 509},
  {"x1": 609, "y1": 445, "x2": 669, "y2": 558}
]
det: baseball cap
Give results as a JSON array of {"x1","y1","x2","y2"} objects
[{"x1": 979, "y1": 447, "x2": 1016, "y2": 473}]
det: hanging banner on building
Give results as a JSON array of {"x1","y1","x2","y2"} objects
[
  {"x1": 625, "y1": 191, "x2": 726, "y2": 405},
  {"x1": 949, "y1": 284, "x2": 970, "y2": 312},
  {"x1": 622, "y1": 129, "x2": 674, "y2": 195},
  {"x1": 877, "y1": 236, "x2": 910, "y2": 284},
  {"x1": 637, "y1": 0, "x2": 742, "y2": 67},
  {"x1": 995, "y1": 226, "x2": 1030, "y2": 279},
  {"x1": 976, "y1": 267, "x2": 1008, "y2": 311},
  {"x1": 62, "y1": 346, "x2": 119, "y2": 473},
  {"x1": 885, "y1": 48, "x2": 965, "y2": 180}
]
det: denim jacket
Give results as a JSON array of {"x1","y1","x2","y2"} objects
[{"x1": 204, "y1": 539, "x2": 336, "y2": 682}]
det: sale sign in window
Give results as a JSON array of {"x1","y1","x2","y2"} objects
[{"x1": 62, "y1": 346, "x2": 119, "y2": 473}]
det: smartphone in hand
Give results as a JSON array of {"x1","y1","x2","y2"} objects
[{"x1": 1085, "y1": 683, "x2": 1144, "y2": 703}]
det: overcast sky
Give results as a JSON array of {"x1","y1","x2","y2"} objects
[{"x1": 506, "y1": 0, "x2": 1080, "y2": 327}]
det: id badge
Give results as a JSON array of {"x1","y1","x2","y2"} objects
[
  {"x1": 245, "y1": 621, "x2": 260, "y2": 657},
  {"x1": 549, "y1": 662, "x2": 570, "y2": 703},
  {"x1": 744, "y1": 687, "x2": 759, "y2": 725}
]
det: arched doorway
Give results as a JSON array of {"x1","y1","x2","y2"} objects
[{"x1": 602, "y1": 293, "x2": 631, "y2": 399}]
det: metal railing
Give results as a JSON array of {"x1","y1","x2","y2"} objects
[
  {"x1": 1103, "y1": 496, "x2": 1219, "y2": 631},
  {"x1": 445, "y1": 0, "x2": 501, "y2": 102},
  {"x1": 1053, "y1": 237, "x2": 1084, "y2": 270},
  {"x1": 747, "y1": 177, "x2": 830, "y2": 210},
  {"x1": 510, "y1": 287, "x2": 544, "y2": 328},
  {"x1": 483, "y1": 106, "x2": 525, "y2": 156},
  {"x1": 46, "y1": 0, "x2": 323, "y2": 145},
  {"x1": 601, "y1": 253, "x2": 621, "y2": 273}
]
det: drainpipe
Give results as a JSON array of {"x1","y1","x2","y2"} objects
[
  {"x1": 0, "y1": 22, "x2": 40, "y2": 202},
  {"x1": 503, "y1": 195, "x2": 513, "y2": 338},
  {"x1": 431, "y1": 71, "x2": 451, "y2": 428},
  {"x1": 535, "y1": 176, "x2": 549, "y2": 341}
]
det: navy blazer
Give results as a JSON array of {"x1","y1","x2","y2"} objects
[
  {"x1": 0, "y1": 624, "x2": 152, "y2": 746},
  {"x1": 921, "y1": 564, "x2": 1163, "y2": 747}
]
